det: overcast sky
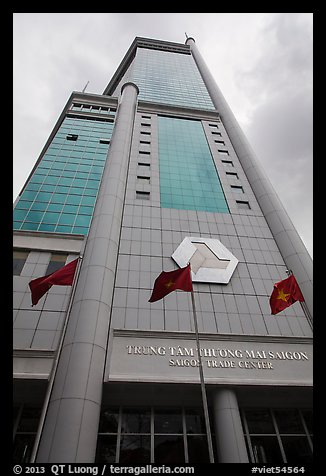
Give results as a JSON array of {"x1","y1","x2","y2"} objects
[{"x1": 13, "y1": 13, "x2": 313, "y2": 257}]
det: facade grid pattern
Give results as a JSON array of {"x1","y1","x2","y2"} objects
[
  {"x1": 130, "y1": 48, "x2": 216, "y2": 110},
  {"x1": 13, "y1": 115, "x2": 115, "y2": 235}
]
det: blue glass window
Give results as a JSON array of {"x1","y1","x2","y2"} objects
[
  {"x1": 158, "y1": 116, "x2": 229, "y2": 213},
  {"x1": 13, "y1": 113, "x2": 115, "y2": 235},
  {"x1": 130, "y1": 49, "x2": 215, "y2": 111}
]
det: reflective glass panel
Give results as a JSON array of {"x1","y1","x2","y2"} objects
[
  {"x1": 250, "y1": 436, "x2": 283, "y2": 463},
  {"x1": 187, "y1": 435, "x2": 209, "y2": 463},
  {"x1": 13, "y1": 113, "x2": 115, "y2": 235},
  {"x1": 130, "y1": 48, "x2": 215, "y2": 111},
  {"x1": 13, "y1": 250, "x2": 29, "y2": 276},
  {"x1": 121, "y1": 408, "x2": 151, "y2": 433},
  {"x1": 158, "y1": 116, "x2": 229, "y2": 213},
  {"x1": 46, "y1": 254, "x2": 67, "y2": 275},
  {"x1": 185, "y1": 409, "x2": 205, "y2": 434},
  {"x1": 95, "y1": 435, "x2": 117, "y2": 463},
  {"x1": 274, "y1": 409, "x2": 304, "y2": 434},
  {"x1": 119, "y1": 435, "x2": 151, "y2": 464},
  {"x1": 13, "y1": 434, "x2": 36, "y2": 463},
  {"x1": 154, "y1": 409, "x2": 183, "y2": 434},
  {"x1": 98, "y1": 408, "x2": 119, "y2": 433},
  {"x1": 301, "y1": 410, "x2": 313, "y2": 434},
  {"x1": 154, "y1": 435, "x2": 185, "y2": 464},
  {"x1": 17, "y1": 407, "x2": 41, "y2": 432},
  {"x1": 245, "y1": 409, "x2": 275, "y2": 434},
  {"x1": 281, "y1": 436, "x2": 312, "y2": 463}
]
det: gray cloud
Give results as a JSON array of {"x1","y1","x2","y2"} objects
[
  {"x1": 234, "y1": 13, "x2": 313, "y2": 255},
  {"x1": 13, "y1": 13, "x2": 313, "y2": 257}
]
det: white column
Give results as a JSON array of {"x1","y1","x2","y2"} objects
[
  {"x1": 186, "y1": 38, "x2": 313, "y2": 319},
  {"x1": 213, "y1": 388, "x2": 249, "y2": 463},
  {"x1": 36, "y1": 82, "x2": 139, "y2": 462}
]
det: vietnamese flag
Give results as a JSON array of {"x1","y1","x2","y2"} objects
[
  {"x1": 269, "y1": 274, "x2": 304, "y2": 315},
  {"x1": 149, "y1": 264, "x2": 193, "y2": 303},
  {"x1": 29, "y1": 258, "x2": 79, "y2": 306}
]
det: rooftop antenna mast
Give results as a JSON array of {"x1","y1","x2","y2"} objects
[
  {"x1": 185, "y1": 32, "x2": 189, "y2": 39},
  {"x1": 82, "y1": 80, "x2": 90, "y2": 93}
]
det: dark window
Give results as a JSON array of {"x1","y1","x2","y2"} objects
[
  {"x1": 231, "y1": 185, "x2": 244, "y2": 193},
  {"x1": 226, "y1": 172, "x2": 239, "y2": 179},
  {"x1": 245, "y1": 409, "x2": 275, "y2": 434},
  {"x1": 13, "y1": 406, "x2": 42, "y2": 463},
  {"x1": 121, "y1": 408, "x2": 151, "y2": 433},
  {"x1": 274, "y1": 409, "x2": 304, "y2": 434},
  {"x1": 96, "y1": 406, "x2": 215, "y2": 464},
  {"x1": 222, "y1": 160, "x2": 234, "y2": 167},
  {"x1": 154, "y1": 435, "x2": 185, "y2": 464},
  {"x1": 242, "y1": 408, "x2": 313, "y2": 464},
  {"x1": 136, "y1": 191, "x2": 150, "y2": 200},
  {"x1": 250, "y1": 436, "x2": 284, "y2": 463},
  {"x1": 137, "y1": 176, "x2": 150, "y2": 184},
  {"x1": 301, "y1": 410, "x2": 313, "y2": 433},
  {"x1": 98, "y1": 408, "x2": 119, "y2": 433},
  {"x1": 187, "y1": 435, "x2": 210, "y2": 463},
  {"x1": 155, "y1": 409, "x2": 183, "y2": 434},
  {"x1": 46, "y1": 254, "x2": 67, "y2": 275},
  {"x1": 66, "y1": 134, "x2": 78, "y2": 141},
  {"x1": 185, "y1": 409, "x2": 206, "y2": 434},
  {"x1": 120, "y1": 435, "x2": 151, "y2": 464},
  {"x1": 95, "y1": 435, "x2": 117, "y2": 463},
  {"x1": 236, "y1": 200, "x2": 251, "y2": 210},
  {"x1": 13, "y1": 250, "x2": 29, "y2": 276},
  {"x1": 281, "y1": 436, "x2": 312, "y2": 463}
]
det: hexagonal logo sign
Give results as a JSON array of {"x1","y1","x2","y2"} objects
[{"x1": 171, "y1": 236, "x2": 238, "y2": 284}]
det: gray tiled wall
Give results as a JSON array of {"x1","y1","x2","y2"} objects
[
  {"x1": 13, "y1": 252, "x2": 78, "y2": 349},
  {"x1": 111, "y1": 110, "x2": 312, "y2": 337}
]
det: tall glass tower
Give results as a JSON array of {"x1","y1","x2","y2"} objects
[{"x1": 13, "y1": 37, "x2": 313, "y2": 464}]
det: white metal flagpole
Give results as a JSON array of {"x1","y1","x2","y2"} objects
[
  {"x1": 190, "y1": 286, "x2": 215, "y2": 463},
  {"x1": 29, "y1": 254, "x2": 83, "y2": 463},
  {"x1": 286, "y1": 269, "x2": 313, "y2": 329}
]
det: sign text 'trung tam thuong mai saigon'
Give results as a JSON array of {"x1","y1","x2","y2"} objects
[{"x1": 106, "y1": 331, "x2": 312, "y2": 386}]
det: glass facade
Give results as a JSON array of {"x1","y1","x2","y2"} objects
[
  {"x1": 13, "y1": 114, "x2": 115, "y2": 235},
  {"x1": 130, "y1": 48, "x2": 215, "y2": 110},
  {"x1": 96, "y1": 406, "x2": 212, "y2": 464},
  {"x1": 13, "y1": 405, "x2": 42, "y2": 463},
  {"x1": 241, "y1": 408, "x2": 313, "y2": 463},
  {"x1": 158, "y1": 116, "x2": 229, "y2": 213}
]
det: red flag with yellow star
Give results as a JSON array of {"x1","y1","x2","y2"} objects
[
  {"x1": 269, "y1": 274, "x2": 304, "y2": 315},
  {"x1": 149, "y1": 264, "x2": 193, "y2": 303}
]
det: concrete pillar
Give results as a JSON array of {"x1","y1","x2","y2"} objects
[
  {"x1": 186, "y1": 38, "x2": 313, "y2": 319},
  {"x1": 36, "y1": 82, "x2": 139, "y2": 462},
  {"x1": 212, "y1": 388, "x2": 249, "y2": 463}
]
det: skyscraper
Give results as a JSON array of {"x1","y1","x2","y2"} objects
[{"x1": 13, "y1": 37, "x2": 313, "y2": 464}]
